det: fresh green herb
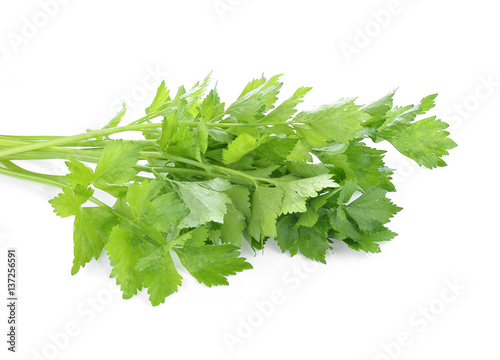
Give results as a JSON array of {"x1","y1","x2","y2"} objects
[{"x1": 0, "y1": 74, "x2": 456, "y2": 305}]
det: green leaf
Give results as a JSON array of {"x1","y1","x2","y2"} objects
[
  {"x1": 253, "y1": 137, "x2": 298, "y2": 163},
  {"x1": 344, "y1": 187, "x2": 402, "y2": 232},
  {"x1": 310, "y1": 188, "x2": 339, "y2": 211},
  {"x1": 276, "y1": 215, "x2": 300, "y2": 256},
  {"x1": 247, "y1": 186, "x2": 284, "y2": 241},
  {"x1": 225, "y1": 185, "x2": 251, "y2": 218},
  {"x1": 103, "y1": 103, "x2": 127, "y2": 129},
  {"x1": 297, "y1": 226, "x2": 330, "y2": 263},
  {"x1": 314, "y1": 142, "x2": 394, "y2": 191},
  {"x1": 296, "y1": 206, "x2": 319, "y2": 227},
  {"x1": 242, "y1": 165, "x2": 281, "y2": 178},
  {"x1": 208, "y1": 127, "x2": 234, "y2": 143},
  {"x1": 199, "y1": 89, "x2": 225, "y2": 122},
  {"x1": 112, "y1": 195, "x2": 134, "y2": 219},
  {"x1": 276, "y1": 216, "x2": 331, "y2": 262},
  {"x1": 337, "y1": 179, "x2": 358, "y2": 205},
  {"x1": 146, "y1": 81, "x2": 170, "y2": 115},
  {"x1": 127, "y1": 180, "x2": 188, "y2": 233},
  {"x1": 183, "y1": 72, "x2": 212, "y2": 110},
  {"x1": 286, "y1": 161, "x2": 330, "y2": 178},
  {"x1": 66, "y1": 159, "x2": 94, "y2": 188},
  {"x1": 156, "y1": 86, "x2": 187, "y2": 117},
  {"x1": 94, "y1": 140, "x2": 143, "y2": 185},
  {"x1": 72, "y1": 206, "x2": 117, "y2": 275},
  {"x1": 106, "y1": 226, "x2": 156, "y2": 299},
  {"x1": 238, "y1": 78, "x2": 267, "y2": 98},
  {"x1": 226, "y1": 97, "x2": 261, "y2": 123},
  {"x1": 294, "y1": 98, "x2": 370, "y2": 144},
  {"x1": 257, "y1": 75, "x2": 283, "y2": 112},
  {"x1": 49, "y1": 185, "x2": 94, "y2": 218},
  {"x1": 343, "y1": 143, "x2": 394, "y2": 191},
  {"x1": 196, "y1": 120, "x2": 209, "y2": 154},
  {"x1": 127, "y1": 180, "x2": 162, "y2": 219},
  {"x1": 222, "y1": 133, "x2": 258, "y2": 164},
  {"x1": 330, "y1": 211, "x2": 397, "y2": 253},
  {"x1": 220, "y1": 204, "x2": 246, "y2": 247},
  {"x1": 176, "y1": 178, "x2": 232, "y2": 228},
  {"x1": 259, "y1": 86, "x2": 311, "y2": 124},
  {"x1": 286, "y1": 139, "x2": 313, "y2": 162},
  {"x1": 160, "y1": 121, "x2": 201, "y2": 162},
  {"x1": 165, "y1": 227, "x2": 210, "y2": 250},
  {"x1": 372, "y1": 93, "x2": 439, "y2": 135},
  {"x1": 382, "y1": 116, "x2": 457, "y2": 168},
  {"x1": 418, "y1": 94, "x2": 438, "y2": 115},
  {"x1": 157, "y1": 86, "x2": 205, "y2": 161},
  {"x1": 226, "y1": 75, "x2": 282, "y2": 122},
  {"x1": 225, "y1": 125, "x2": 262, "y2": 139},
  {"x1": 370, "y1": 93, "x2": 436, "y2": 133},
  {"x1": 277, "y1": 174, "x2": 339, "y2": 214},
  {"x1": 135, "y1": 248, "x2": 182, "y2": 306},
  {"x1": 362, "y1": 89, "x2": 396, "y2": 118},
  {"x1": 175, "y1": 244, "x2": 252, "y2": 287},
  {"x1": 147, "y1": 193, "x2": 188, "y2": 233},
  {"x1": 342, "y1": 228, "x2": 397, "y2": 253}
]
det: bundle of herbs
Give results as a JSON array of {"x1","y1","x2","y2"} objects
[{"x1": 0, "y1": 74, "x2": 456, "y2": 305}]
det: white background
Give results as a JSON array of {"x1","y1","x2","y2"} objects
[{"x1": 0, "y1": 0, "x2": 499, "y2": 359}]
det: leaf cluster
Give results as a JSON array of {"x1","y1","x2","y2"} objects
[{"x1": 47, "y1": 74, "x2": 456, "y2": 305}]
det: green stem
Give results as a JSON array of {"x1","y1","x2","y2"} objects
[
  {"x1": 0, "y1": 117, "x2": 282, "y2": 187},
  {"x1": 0, "y1": 152, "x2": 101, "y2": 163},
  {"x1": 136, "y1": 165, "x2": 251, "y2": 185},
  {"x1": 0, "y1": 118, "x2": 288, "y2": 159},
  {"x1": 0, "y1": 146, "x2": 104, "y2": 163},
  {"x1": 0, "y1": 139, "x2": 31, "y2": 147},
  {"x1": 0, "y1": 123, "x2": 163, "y2": 158},
  {"x1": 1, "y1": 147, "x2": 161, "y2": 164},
  {"x1": 159, "y1": 153, "x2": 207, "y2": 168},
  {"x1": 0, "y1": 136, "x2": 156, "y2": 148},
  {"x1": 128, "y1": 114, "x2": 156, "y2": 125},
  {"x1": 0, "y1": 160, "x2": 26, "y2": 172},
  {"x1": 205, "y1": 113, "x2": 225, "y2": 124},
  {"x1": 139, "y1": 151, "x2": 164, "y2": 159},
  {"x1": 157, "y1": 153, "x2": 266, "y2": 186},
  {"x1": 211, "y1": 164, "x2": 259, "y2": 186},
  {"x1": 0, "y1": 165, "x2": 68, "y2": 188},
  {"x1": 0, "y1": 144, "x2": 262, "y2": 186},
  {"x1": 0, "y1": 135, "x2": 64, "y2": 141},
  {"x1": 182, "y1": 121, "x2": 277, "y2": 128}
]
